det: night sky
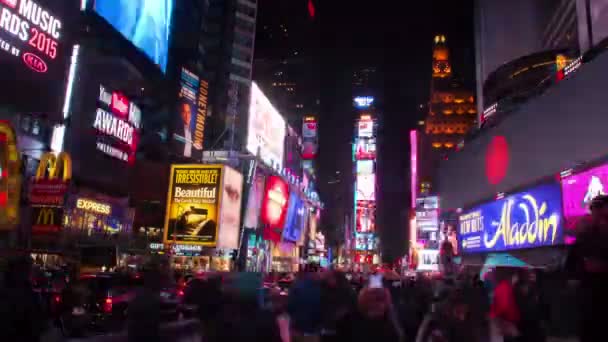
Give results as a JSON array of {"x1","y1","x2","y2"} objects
[{"x1": 257, "y1": 0, "x2": 475, "y2": 260}]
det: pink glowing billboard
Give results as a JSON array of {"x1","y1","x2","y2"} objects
[{"x1": 561, "y1": 163, "x2": 608, "y2": 242}]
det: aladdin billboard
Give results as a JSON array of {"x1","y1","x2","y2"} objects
[
  {"x1": 458, "y1": 182, "x2": 563, "y2": 253},
  {"x1": 163, "y1": 164, "x2": 223, "y2": 246},
  {"x1": 247, "y1": 83, "x2": 286, "y2": 168}
]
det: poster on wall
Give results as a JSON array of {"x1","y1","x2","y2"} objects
[
  {"x1": 247, "y1": 83, "x2": 286, "y2": 168},
  {"x1": 261, "y1": 175, "x2": 290, "y2": 242},
  {"x1": 458, "y1": 182, "x2": 563, "y2": 253},
  {"x1": 163, "y1": 165, "x2": 222, "y2": 246},
  {"x1": 94, "y1": 0, "x2": 174, "y2": 72},
  {"x1": 561, "y1": 163, "x2": 608, "y2": 242},
  {"x1": 217, "y1": 166, "x2": 243, "y2": 249}
]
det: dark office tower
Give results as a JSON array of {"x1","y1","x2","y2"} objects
[
  {"x1": 253, "y1": 0, "x2": 320, "y2": 127},
  {"x1": 195, "y1": 0, "x2": 258, "y2": 153}
]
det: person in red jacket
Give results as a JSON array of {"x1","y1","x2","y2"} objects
[{"x1": 490, "y1": 268, "x2": 522, "y2": 341}]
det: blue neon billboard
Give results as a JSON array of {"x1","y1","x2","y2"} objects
[{"x1": 458, "y1": 182, "x2": 563, "y2": 253}]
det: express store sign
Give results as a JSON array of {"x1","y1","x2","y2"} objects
[
  {"x1": 0, "y1": 0, "x2": 63, "y2": 73},
  {"x1": 93, "y1": 85, "x2": 142, "y2": 163}
]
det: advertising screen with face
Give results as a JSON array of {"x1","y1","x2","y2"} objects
[
  {"x1": 356, "y1": 200, "x2": 376, "y2": 233},
  {"x1": 173, "y1": 68, "x2": 199, "y2": 158},
  {"x1": 247, "y1": 83, "x2": 286, "y2": 168},
  {"x1": 0, "y1": 0, "x2": 76, "y2": 114},
  {"x1": 243, "y1": 174, "x2": 264, "y2": 229},
  {"x1": 356, "y1": 174, "x2": 376, "y2": 201},
  {"x1": 163, "y1": 165, "x2": 222, "y2": 246},
  {"x1": 458, "y1": 182, "x2": 563, "y2": 254},
  {"x1": 217, "y1": 166, "x2": 243, "y2": 249},
  {"x1": 261, "y1": 175, "x2": 289, "y2": 242},
  {"x1": 562, "y1": 163, "x2": 608, "y2": 242},
  {"x1": 94, "y1": 0, "x2": 173, "y2": 72}
]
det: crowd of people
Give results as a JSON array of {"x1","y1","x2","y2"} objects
[{"x1": 1, "y1": 195, "x2": 608, "y2": 341}]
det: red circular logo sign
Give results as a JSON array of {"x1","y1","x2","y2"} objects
[
  {"x1": 23, "y1": 53, "x2": 48, "y2": 73},
  {"x1": 485, "y1": 136, "x2": 509, "y2": 185}
]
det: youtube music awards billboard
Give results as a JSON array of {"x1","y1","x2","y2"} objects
[{"x1": 0, "y1": 0, "x2": 76, "y2": 114}]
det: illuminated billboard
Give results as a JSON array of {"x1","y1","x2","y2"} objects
[
  {"x1": 561, "y1": 163, "x2": 608, "y2": 243},
  {"x1": 93, "y1": 85, "x2": 142, "y2": 163},
  {"x1": 356, "y1": 160, "x2": 374, "y2": 175},
  {"x1": 163, "y1": 165, "x2": 223, "y2": 246},
  {"x1": 458, "y1": 182, "x2": 563, "y2": 254},
  {"x1": 216, "y1": 166, "x2": 243, "y2": 249},
  {"x1": 355, "y1": 233, "x2": 377, "y2": 251},
  {"x1": 354, "y1": 96, "x2": 374, "y2": 108},
  {"x1": 417, "y1": 249, "x2": 439, "y2": 271},
  {"x1": 94, "y1": 0, "x2": 173, "y2": 72},
  {"x1": 261, "y1": 175, "x2": 290, "y2": 242},
  {"x1": 358, "y1": 119, "x2": 374, "y2": 137},
  {"x1": 302, "y1": 116, "x2": 317, "y2": 138},
  {"x1": 247, "y1": 83, "x2": 286, "y2": 168},
  {"x1": 173, "y1": 68, "x2": 208, "y2": 159},
  {"x1": 356, "y1": 200, "x2": 376, "y2": 233},
  {"x1": 354, "y1": 138, "x2": 376, "y2": 160},
  {"x1": 0, "y1": 0, "x2": 74, "y2": 113},
  {"x1": 356, "y1": 174, "x2": 376, "y2": 201}
]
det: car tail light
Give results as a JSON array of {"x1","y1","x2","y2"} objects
[
  {"x1": 178, "y1": 289, "x2": 184, "y2": 297},
  {"x1": 102, "y1": 297, "x2": 112, "y2": 313},
  {"x1": 53, "y1": 294, "x2": 61, "y2": 303}
]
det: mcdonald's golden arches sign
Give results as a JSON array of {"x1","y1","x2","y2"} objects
[{"x1": 30, "y1": 152, "x2": 71, "y2": 234}]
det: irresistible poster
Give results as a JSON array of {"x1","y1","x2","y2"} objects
[
  {"x1": 217, "y1": 166, "x2": 243, "y2": 249},
  {"x1": 458, "y1": 182, "x2": 563, "y2": 253},
  {"x1": 163, "y1": 165, "x2": 222, "y2": 246}
]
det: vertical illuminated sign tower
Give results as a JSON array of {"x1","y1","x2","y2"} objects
[{"x1": 352, "y1": 97, "x2": 378, "y2": 264}]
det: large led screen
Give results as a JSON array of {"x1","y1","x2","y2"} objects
[
  {"x1": 562, "y1": 163, "x2": 608, "y2": 242},
  {"x1": 355, "y1": 233, "x2": 376, "y2": 251},
  {"x1": 247, "y1": 83, "x2": 286, "y2": 168},
  {"x1": 358, "y1": 119, "x2": 373, "y2": 137},
  {"x1": 354, "y1": 138, "x2": 376, "y2": 160},
  {"x1": 261, "y1": 175, "x2": 289, "y2": 242},
  {"x1": 0, "y1": 0, "x2": 75, "y2": 114},
  {"x1": 94, "y1": 0, "x2": 173, "y2": 72},
  {"x1": 356, "y1": 160, "x2": 374, "y2": 175},
  {"x1": 356, "y1": 200, "x2": 376, "y2": 233},
  {"x1": 458, "y1": 182, "x2": 563, "y2": 254},
  {"x1": 282, "y1": 192, "x2": 305, "y2": 242},
  {"x1": 356, "y1": 174, "x2": 376, "y2": 201}
]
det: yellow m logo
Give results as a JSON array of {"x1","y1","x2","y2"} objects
[
  {"x1": 36, "y1": 207, "x2": 55, "y2": 226},
  {"x1": 35, "y1": 152, "x2": 72, "y2": 182}
]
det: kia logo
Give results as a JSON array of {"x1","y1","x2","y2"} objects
[{"x1": 23, "y1": 53, "x2": 48, "y2": 73}]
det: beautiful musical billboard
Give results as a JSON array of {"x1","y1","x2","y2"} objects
[
  {"x1": 94, "y1": 0, "x2": 173, "y2": 72},
  {"x1": 247, "y1": 83, "x2": 286, "y2": 168},
  {"x1": 163, "y1": 165, "x2": 222, "y2": 246},
  {"x1": 458, "y1": 182, "x2": 563, "y2": 253}
]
